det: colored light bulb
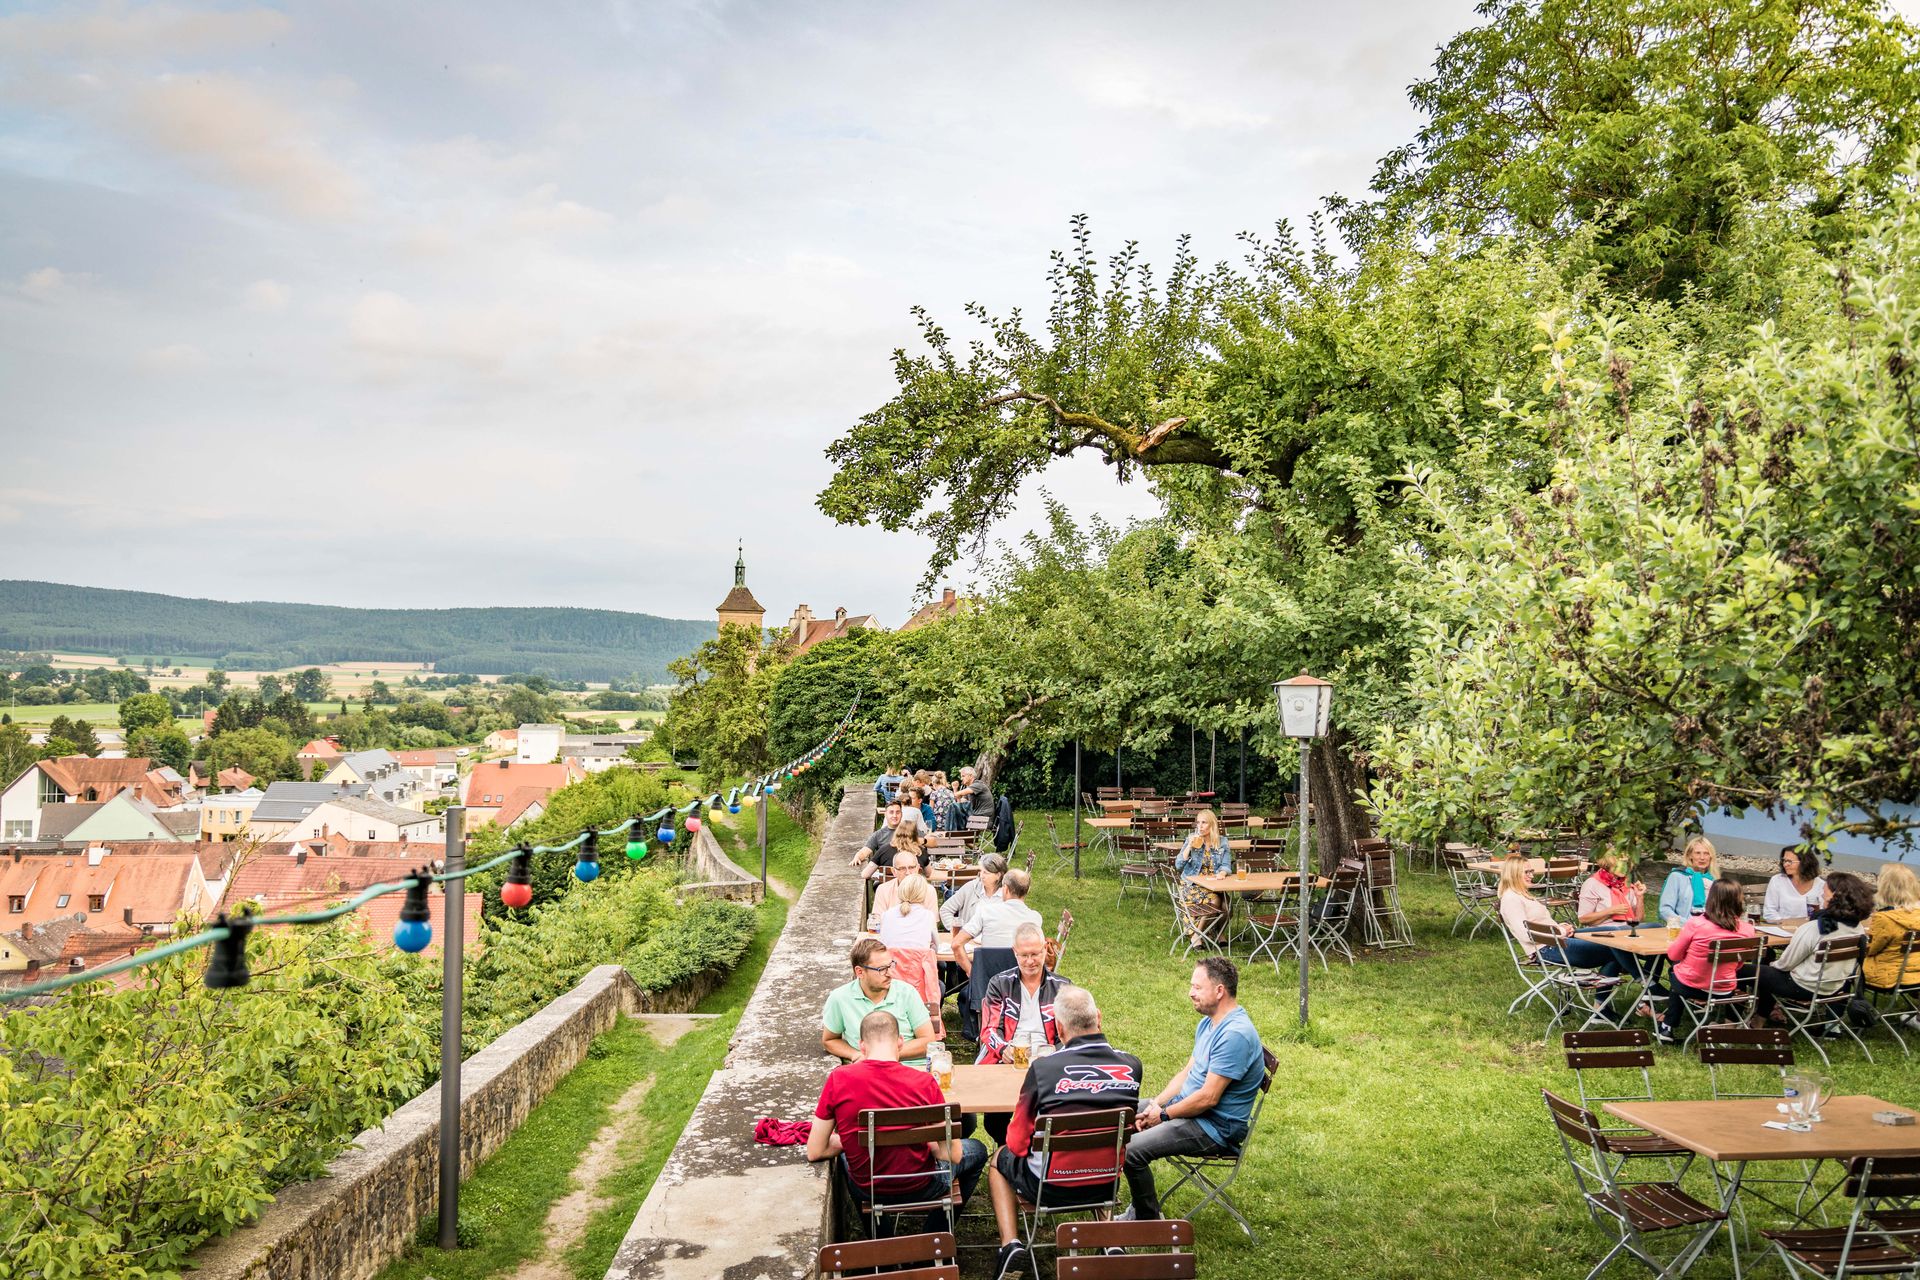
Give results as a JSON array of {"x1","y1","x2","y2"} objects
[
  {"x1": 686, "y1": 815, "x2": 702, "y2": 834},
  {"x1": 394, "y1": 873, "x2": 433, "y2": 953},
  {"x1": 502, "y1": 844, "x2": 533, "y2": 909}
]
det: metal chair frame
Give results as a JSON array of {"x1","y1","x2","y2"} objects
[
  {"x1": 1562, "y1": 1030, "x2": 1694, "y2": 1183},
  {"x1": 1114, "y1": 833, "x2": 1157, "y2": 907},
  {"x1": 1861, "y1": 929, "x2": 1920, "y2": 1058},
  {"x1": 1502, "y1": 923, "x2": 1556, "y2": 1016},
  {"x1": 1773, "y1": 935, "x2": 1873, "y2": 1067},
  {"x1": 1442, "y1": 847, "x2": 1501, "y2": 939},
  {"x1": 853, "y1": 1104, "x2": 965, "y2": 1240},
  {"x1": 1307, "y1": 865, "x2": 1362, "y2": 966},
  {"x1": 1761, "y1": 1156, "x2": 1920, "y2": 1280},
  {"x1": 1014, "y1": 1107, "x2": 1133, "y2": 1256},
  {"x1": 1528, "y1": 921, "x2": 1627, "y2": 1038},
  {"x1": 1158, "y1": 1048, "x2": 1276, "y2": 1241},
  {"x1": 1664, "y1": 937, "x2": 1764, "y2": 1050},
  {"x1": 1355, "y1": 843, "x2": 1413, "y2": 950}
]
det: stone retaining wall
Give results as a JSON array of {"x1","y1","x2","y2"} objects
[
  {"x1": 680, "y1": 822, "x2": 765, "y2": 904},
  {"x1": 188, "y1": 964, "x2": 643, "y2": 1280},
  {"x1": 603, "y1": 786, "x2": 874, "y2": 1279}
]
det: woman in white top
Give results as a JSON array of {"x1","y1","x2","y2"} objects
[
  {"x1": 1754, "y1": 870, "x2": 1873, "y2": 1022},
  {"x1": 878, "y1": 874, "x2": 943, "y2": 1034},
  {"x1": 1497, "y1": 855, "x2": 1621, "y2": 973},
  {"x1": 1761, "y1": 847, "x2": 1828, "y2": 923}
]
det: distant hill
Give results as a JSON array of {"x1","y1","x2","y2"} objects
[{"x1": 0, "y1": 581, "x2": 716, "y2": 683}]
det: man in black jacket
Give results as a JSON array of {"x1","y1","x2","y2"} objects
[{"x1": 984, "y1": 985, "x2": 1140, "y2": 1280}]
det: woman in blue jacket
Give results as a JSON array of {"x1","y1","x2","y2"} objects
[{"x1": 1658, "y1": 836, "x2": 1720, "y2": 926}]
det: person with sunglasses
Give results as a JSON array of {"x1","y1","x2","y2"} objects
[{"x1": 822, "y1": 938, "x2": 936, "y2": 1068}]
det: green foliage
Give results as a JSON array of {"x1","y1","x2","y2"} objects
[
  {"x1": 0, "y1": 925, "x2": 433, "y2": 1280},
  {"x1": 116, "y1": 692, "x2": 174, "y2": 734},
  {"x1": 45, "y1": 715, "x2": 100, "y2": 758},
  {"x1": 1373, "y1": 0, "x2": 1920, "y2": 298},
  {"x1": 207, "y1": 726, "x2": 296, "y2": 782},
  {"x1": 661, "y1": 625, "x2": 786, "y2": 787},
  {"x1": 465, "y1": 769, "x2": 673, "y2": 910},
  {"x1": 1372, "y1": 184, "x2": 1920, "y2": 854},
  {"x1": 0, "y1": 581, "x2": 715, "y2": 683},
  {"x1": 0, "y1": 723, "x2": 33, "y2": 786},
  {"x1": 128, "y1": 724, "x2": 193, "y2": 773}
]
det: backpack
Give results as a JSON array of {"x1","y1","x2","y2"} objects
[{"x1": 992, "y1": 794, "x2": 1016, "y2": 853}]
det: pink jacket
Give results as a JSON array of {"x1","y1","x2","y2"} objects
[{"x1": 1667, "y1": 916, "x2": 1757, "y2": 993}]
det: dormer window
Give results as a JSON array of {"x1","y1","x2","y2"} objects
[
  {"x1": 7, "y1": 896, "x2": 22, "y2": 913},
  {"x1": 88, "y1": 894, "x2": 105, "y2": 912}
]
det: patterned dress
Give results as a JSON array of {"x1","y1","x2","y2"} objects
[{"x1": 1174, "y1": 835, "x2": 1232, "y2": 947}]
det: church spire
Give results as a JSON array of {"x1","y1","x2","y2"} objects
[{"x1": 734, "y1": 540, "x2": 746, "y2": 587}]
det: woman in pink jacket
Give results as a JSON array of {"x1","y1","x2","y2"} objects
[{"x1": 1657, "y1": 879, "x2": 1756, "y2": 1043}]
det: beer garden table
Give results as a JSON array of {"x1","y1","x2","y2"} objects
[{"x1": 944, "y1": 1063, "x2": 1026, "y2": 1114}]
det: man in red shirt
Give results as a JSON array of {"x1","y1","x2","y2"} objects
[{"x1": 808, "y1": 1010, "x2": 987, "y2": 1235}]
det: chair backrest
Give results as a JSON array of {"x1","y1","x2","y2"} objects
[
  {"x1": 818, "y1": 1231, "x2": 958, "y2": 1279},
  {"x1": 1220, "y1": 802, "x2": 1249, "y2": 821},
  {"x1": 1051, "y1": 909, "x2": 1074, "y2": 968},
  {"x1": 1541, "y1": 1089, "x2": 1612, "y2": 1195},
  {"x1": 1034, "y1": 1107, "x2": 1132, "y2": 1188},
  {"x1": 1240, "y1": 854, "x2": 1278, "y2": 873},
  {"x1": 1114, "y1": 832, "x2": 1150, "y2": 857},
  {"x1": 1096, "y1": 787, "x2": 1122, "y2": 801},
  {"x1": 1885, "y1": 929, "x2": 1920, "y2": 989},
  {"x1": 854, "y1": 1104, "x2": 959, "y2": 1210},
  {"x1": 1127, "y1": 787, "x2": 1158, "y2": 800},
  {"x1": 1697, "y1": 1025, "x2": 1794, "y2": 1098},
  {"x1": 966, "y1": 814, "x2": 992, "y2": 831},
  {"x1": 1563, "y1": 1029, "x2": 1655, "y2": 1110},
  {"x1": 1843, "y1": 1155, "x2": 1920, "y2": 1202},
  {"x1": 1054, "y1": 1218, "x2": 1196, "y2": 1277}
]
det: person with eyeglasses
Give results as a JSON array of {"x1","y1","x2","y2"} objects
[{"x1": 822, "y1": 938, "x2": 936, "y2": 1067}]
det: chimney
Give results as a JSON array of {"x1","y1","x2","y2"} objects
[
  {"x1": 499, "y1": 759, "x2": 509, "y2": 769},
  {"x1": 123, "y1": 907, "x2": 133, "y2": 926},
  {"x1": 87, "y1": 846, "x2": 106, "y2": 868},
  {"x1": 835, "y1": 606, "x2": 847, "y2": 626},
  {"x1": 20, "y1": 921, "x2": 32, "y2": 941},
  {"x1": 942, "y1": 587, "x2": 956, "y2": 606}
]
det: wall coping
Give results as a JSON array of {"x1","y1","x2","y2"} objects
[{"x1": 603, "y1": 786, "x2": 872, "y2": 1279}]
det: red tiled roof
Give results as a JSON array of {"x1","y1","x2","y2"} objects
[
  {"x1": 36, "y1": 756, "x2": 169, "y2": 805},
  {"x1": 224, "y1": 848, "x2": 435, "y2": 911},
  {"x1": 464, "y1": 761, "x2": 581, "y2": 809},
  {"x1": 297, "y1": 739, "x2": 344, "y2": 759},
  {"x1": 354, "y1": 889, "x2": 484, "y2": 956},
  {"x1": 217, "y1": 766, "x2": 255, "y2": 789},
  {"x1": 790, "y1": 613, "x2": 876, "y2": 656},
  {"x1": 899, "y1": 589, "x2": 970, "y2": 632},
  {"x1": 492, "y1": 786, "x2": 551, "y2": 829},
  {"x1": 0, "y1": 852, "x2": 208, "y2": 929}
]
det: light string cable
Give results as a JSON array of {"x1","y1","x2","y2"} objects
[{"x1": 1, "y1": 692, "x2": 863, "y2": 1004}]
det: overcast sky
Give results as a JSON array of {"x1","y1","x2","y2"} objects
[{"x1": 0, "y1": 0, "x2": 1626, "y2": 624}]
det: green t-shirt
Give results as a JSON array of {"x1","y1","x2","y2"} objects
[{"x1": 821, "y1": 978, "x2": 932, "y2": 1067}]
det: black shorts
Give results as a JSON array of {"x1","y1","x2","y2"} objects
[{"x1": 992, "y1": 1144, "x2": 1115, "y2": 1208}]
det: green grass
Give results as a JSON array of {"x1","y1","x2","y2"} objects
[
  {"x1": 1001, "y1": 810, "x2": 1918, "y2": 1280},
  {"x1": 376, "y1": 798, "x2": 822, "y2": 1280},
  {"x1": 5, "y1": 702, "x2": 125, "y2": 725}
]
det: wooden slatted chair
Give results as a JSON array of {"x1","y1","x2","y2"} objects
[
  {"x1": 818, "y1": 1232, "x2": 958, "y2": 1279},
  {"x1": 1055, "y1": 1219, "x2": 1196, "y2": 1278},
  {"x1": 1043, "y1": 812, "x2": 1080, "y2": 874},
  {"x1": 1537, "y1": 856, "x2": 1584, "y2": 924},
  {"x1": 1442, "y1": 846, "x2": 1500, "y2": 939},
  {"x1": 1127, "y1": 787, "x2": 1158, "y2": 801},
  {"x1": 1773, "y1": 934, "x2": 1873, "y2": 1066},
  {"x1": 1355, "y1": 842, "x2": 1413, "y2": 950},
  {"x1": 1114, "y1": 833, "x2": 1157, "y2": 907},
  {"x1": 1696, "y1": 1026, "x2": 1827, "y2": 1231},
  {"x1": 1762, "y1": 1157, "x2": 1920, "y2": 1279},
  {"x1": 1543, "y1": 1090, "x2": 1727, "y2": 1280},
  {"x1": 1665, "y1": 937, "x2": 1764, "y2": 1049},
  {"x1": 851, "y1": 1105, "x2": 966, "y2": 1239},
  {"x1": 1561, "y1": 1030, "x2": 1692, "y2": 1180},
  {"x1": 1096, "y1": 786, "x2": 1123, "y2": 803},
  {"x1": 1158, "y1": 1048, "x2": 1276, "y2": 1241},
  {"x1": 1218, "y1": 802, "x2": 1251, "y2": 837},
  {"x1": 1016, "y1": 1108, "x2": 1133, "y2": 1256},
  {"x1": 1862, "y1": 928, "x2": 1920, "y2": 1057},
  {"x1": 1307, "y1": 865, "x2": 1363, "y2": 966},
  {"x1": 1528, "y1": 922, "x2": 1626, "y2": 1038},
  {"x1": 1048, "y1": 909, "x2": 1074, "y2": 969},
  {"x1": 1502, "y1": 923, "x2": 1555, "y2": 1017}
]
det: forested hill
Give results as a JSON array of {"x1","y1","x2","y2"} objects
[{"x1": 0, "y1": 581, "x2": 716, "y2": 682}]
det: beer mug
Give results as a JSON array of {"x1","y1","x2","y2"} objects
[
  {"x1": 1010, "y1": 1037, "x2": 1030, "y2": 1069},
  {"x1": 1235, "y1": 863, "x2": 1248, "y2": 881}
]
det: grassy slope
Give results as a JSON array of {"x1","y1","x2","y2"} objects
[
  {"x1": 378, "y1": 799, "x2": 818, "y2": 1280},
  {"x1": 1013, "y1": 810, "x2": 1917, "y2": 1280}
]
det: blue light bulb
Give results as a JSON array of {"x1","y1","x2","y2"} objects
[
  {"x1": 728, "y1": 804, "x2": 740, "y2": 815},
  {"x1": 657, "y1": 824, "x2": 676, "y2": 844},
  {"x1": 393, "y1": 918, "x2": 433, "y2": 953},
  {"x1": 574, "y1": 857, "x2": 601, "y2": 882}
]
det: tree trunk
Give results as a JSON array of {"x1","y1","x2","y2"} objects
[
  {"x1": 974, "y1": 746, "x2": 1008, "y2": 795},
  {"x1": 1310, "y1": 724, "x2": 1374, "y2": 875}
]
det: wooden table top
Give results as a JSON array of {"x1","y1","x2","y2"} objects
[
  {"x1": 1085, "y1": 817, "x2": 1134, "y2": 830},
  {"x1": 944, "y1": 1063, "x2": 1025, "y2": 1114},
  {"x1": 1155, "y1": 839, "x2": 1255, "y2": 852},
  {"x1": 1604, "y1": 1095, "x2": 1920, "y2": 1163},
  {"x1": 858, "y1": 930, "x2": 956, "y2": 962},
  {"x1": 1574, "y1": 925, "x2": 1788, "y2": 956},
  {"x1": 1466, "y1": 857, "x2": 1588, "y2": 874},
  {"x1": 1190, "y1": 871, "x2": 1330, "y2": 893}
]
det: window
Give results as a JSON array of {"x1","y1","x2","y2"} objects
[
  {"x1": 7, "y1": 897, "x2": 21, "y2": 914},
  {"x1": 38, "y1": 774, "x2": 64, "y2": 806},
  {"x1": 55, "y1": 895, "x2": 69, "y2": 908},
  {"x1": 88, "y1": 894, "x2": 105, "y2": 912},
  {"x1": 2, "y1": 820, "x2": 30, "y2": 839}
]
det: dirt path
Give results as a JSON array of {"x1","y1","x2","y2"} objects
[{"x1": 504, "y1": 1075, "x2": 654, "y2": 1280}]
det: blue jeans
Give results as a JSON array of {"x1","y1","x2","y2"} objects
[
  {"x1": 1123, "y1": 1117, "x2": 1229, "y2": 1220},
  {"x1": 1538, "y1": 936, "x2": 1631, "y2": 978},
  {"x1": 840, "y1": 1140, "x2": 989, "y2": 1235}
]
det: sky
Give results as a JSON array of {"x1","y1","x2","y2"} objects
[{"x1": 2, "y1": 0, "x2": 1562, "y2": 625}]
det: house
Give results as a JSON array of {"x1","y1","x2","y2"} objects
[
  {"x1": 247, "y1": 781, "x2": 371, "y2": 837},
  {"x1": 0, "y1": 846, "x2": 215, "y2": 934},
  {"x1": 900, "y1": 587, "x2": 970, "y2": 632},
  {"x1": 0, "y1": 757, "x2": 185, "y2": 842},
  {"x1": 282, "y1": 796, "x2": 444, "y2": 844},
  {"x1": 296, "y1": 738, "x2": 345, "y2": 774},
  {"x1": 556, "y1": 732, "x2": 650, "y2": 775},
  {"x1": 34, "y1": 793, "x2": 197, "y2": 844},
  {"x1": 483, "y1": 728, "x2": 518, "y2": 754},
  {"x1": 515, "y1": 723, "x2": 565, "y2": 764},
  {"x1": 217, "y1": 766, "x2": 256, "y2": 791},
  {"x1": 0, "y1": 913, "x2": 87, "y2": 980},
  {"x1": 464, "y1": 759, "x2": 583, "y2": 826},
  {"x1": 354, "y1": 887, "x2": 483, "y2": 957},
  {"x1": 392, "y1": 749, "x2": 458, "y2": 790},
  {"x1": 322, "y1": 749, "x2": 420, "y2": 806},
  {"x1": 199, "y1": 788, "x2": 264, "y2": 841},
  {"x1": 224, "y1": 841, "x2": 439, "y2": 914},
  {"x1": 783, "y1": 604, "x2": 879, "y2": 656}
]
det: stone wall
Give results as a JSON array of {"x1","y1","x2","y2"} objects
[
  {"x1": 680, "y1": 821, "x2": 765, "y2": 904},
  {"x1": 188, "y1": 964, "x2": 643, "y2": 1280},
  {"x1": 602, "y1": 786, "x2": 874, "y2": 1279}
]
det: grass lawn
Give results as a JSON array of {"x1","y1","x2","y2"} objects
[
  {"x1": 377, "y1": 799, "x2": 818, "y2": 1280},
  {"x1": 1000, "y1": 810, "x2": 1917, "y2": 1280},
  {"x1": 4, "y1": 702, "x2": 125, "y2": 725}
]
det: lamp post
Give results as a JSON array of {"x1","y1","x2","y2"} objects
[{"x1": 1273, "y1": 674, "x2": 1332, "y2": 1027}]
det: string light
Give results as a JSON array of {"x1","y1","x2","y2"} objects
[
  {"x1": 501, "y1": 844, "x2": 534, "y2": 909},
  {"x1": 393, "y1": 874, "x2": 433, "y2": 953},
  {"x1": 574, "y1": 833, "x2": 602, "y2": 882},
  {"x1": 204, "y1": 912, "x2": 255, "y2": 988}
]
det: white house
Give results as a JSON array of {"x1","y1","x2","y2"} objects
[
  {"x1": 515, "y1": 724, "x2": 564, "y2": 764},
  {"x1": 322, "y1": 750, "x2": 421, "y2": 807},
  {"x1": 283, "y1": 796, "x2": 444, "y2": 844}
]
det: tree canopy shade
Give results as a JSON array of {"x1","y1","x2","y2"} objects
[
  {"x1": 1370, "y1": 181, "x2": 1920, "y2": 856},
  {"x1": 1372, "y1": 0, "x2": 1920, "y2": 298}
]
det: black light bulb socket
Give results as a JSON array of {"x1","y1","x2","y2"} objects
[
  {"x1": 506, "y1": 843, "x2": 533, "y2": 888},
  {"x1": 399, "y1": 872, "x2": 431, "y2": 925},
  {"x1": 205, "y1": 912, "x2": 256, "y2": 989},
  {"x1": 576, "y1": 839, "x2": 600, "y2": 870}
]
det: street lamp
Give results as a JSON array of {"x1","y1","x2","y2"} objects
[{"x1": 1273, "y1": 673, "x2": 1332, "y2": 1027}]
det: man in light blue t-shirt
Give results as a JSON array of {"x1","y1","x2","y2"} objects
[{"x1": 1120, "y1": 956, "x2": 1267, "y2": 1221}]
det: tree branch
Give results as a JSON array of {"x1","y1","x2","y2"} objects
[{"x1": 982, "y1": 391, "x2": 1227, "y2": 467}]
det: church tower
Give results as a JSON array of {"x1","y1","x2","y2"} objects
[{"x1": 715, "y1": 542, "x2": 765, "y2": 632}]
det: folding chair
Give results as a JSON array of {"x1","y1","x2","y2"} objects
[
  {"x1": 1696, "y1": 1027, "x2": 1827, "y2": 1231},
  {"x1": 1095, "y1": 787, "x2": 1122, "y2": 804},
  {"x1": 1114, "y1": 833, "x2": 1157, "y2": 907},
  {"x1": 1243, "y1": 880, "x2": 1312, "y2": 973},
  {"x1": 1355, "y1": 843, "x2": 1413, "y2": 950},
  {"x1": 1664, "y1": 937, "x2": 1764, "y2": 1049},
  {"x1": 1016, "y1": 1108, "x2": 1133, "y2": 1254},
  {"x1": 1307, "y1": 865, "x2": 1362, "y2": 966},
  {"x1": 1502, "y1": 925, "x2": 1556, "y2": 1017},
  {"x1": 1529, "y1": 921, "x2": 1627, "y2": 1037},
  {"x1": 1537, "y1": 856, "x2": 1584, "y2": 925},
  {"x1": 1159, "y1": 1047, "x2": 1275, "y2": 1241},
  {"x1": 1543, "y1": 1089, "x2": 1727, "y2": 1280},
  {"x1": 1049, "y1": 909, "x2": 1074, "y2": 970},
  {"x1": 1127, "y1": 787, "x2": 1158, "y2": 801},
  {"x1": 1055, "y1": 1219, "x2": 1196, "y2": 1278},
  {"x1": 1861, "y1": 928, "x2": 1920, "y2": 1058},
  {"x1": 1171, "y1": 883, "x2": 1230, "y2": 961},
  {"x1": 1042, "y1": 813, "x2": 1080, "y2": 874},
  {"x1": 1561, "y1": 1030, "x2": 1693, "y2": 1180},
  {"x1": 818, "y1": 1232, "x2": 958, "y2": 1279},
  {"x1": 1773, "y1": 935, "x2": 1873, "y2": 1067},
  {"x1": 1218, "y1": 802, "x2": 1251, "y2": 838},
  {"x1": 1761, "y1": 1156, "x2": 1920, "y2": 1279},
  {"x1": 852, "y1": 1105, "x2": 966, "y2": 1239},
  {"x1": 1442, "y1": 846, "x2": 1501, "y2": 939}
]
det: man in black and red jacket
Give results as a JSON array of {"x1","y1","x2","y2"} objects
[{"x1": 983, "y1": 985, "x2": 1141, "y2": 1280}]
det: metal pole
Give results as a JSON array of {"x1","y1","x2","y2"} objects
[
  {"x1": 1072, "y1": 739, "x2": 1082, "y2": 880},
  {"x1": 758, "y1": 792, "x2": 769, "y2": 893},
  {"x1": 437, "y1": 805, "x2": 467, "y2": 1250},
  {"x1": 1238, "y1": 727, "x2": 1247, "y2": 804},
  {"x1": 1297, "y1": 745, "x2": 1311, "y2": 1028},
  {"x1": 1115, "y1": 745, "x2": 1122, "y2": 791}
]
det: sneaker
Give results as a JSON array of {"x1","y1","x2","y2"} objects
[
  {"x1": 992, "y1": 1241, "x2": 1031, "y2": 1280},
  {"x1": 1113, "y1": 1207, "x2": 1138, "y2": 1222},
  {"x1": 1653, "y1": 1023, "x2": 1678, "y2": 1046}
]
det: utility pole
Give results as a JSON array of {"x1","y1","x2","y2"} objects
[{"x1": 437, "y1": 806, "x2": 466, "y2": 1250}]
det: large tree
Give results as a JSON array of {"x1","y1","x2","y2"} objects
[
  {"x1": 1373, "y1": 0, "x2": 1920, "y2": 298},
  {"x1": 662, "y1": 625, "x2": 787, "y2": 788}
]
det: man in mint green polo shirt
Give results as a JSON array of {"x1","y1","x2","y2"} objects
[{"x1": 822, "y1": 939, "x2": 936, "y2": 1067}]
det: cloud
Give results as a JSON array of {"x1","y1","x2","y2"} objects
[
  {"x1": 0, "y1": 4, "x2": 289, "y2": 59},
  {"x1": 510, "y1": 183, "x2": 614, "y2": 234},
  {"x1": 1074, "y1": 64, "x2": 1274, "y2": 131},
  {"x1": 125, "y1": 74, "x2": 360, "y2": 218},
  {"x1": 140, "y1": 342, "x2": 208, "y2": 372},
  {"x1": 241, "y1": 278, "x2": 290, "y2": 312},
  {"x1": 16, "y1": 267, "x2": 86, "y2": 300},
  {"x1": 346, "y1": 290, "x2": 533, "y2": 375}
]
